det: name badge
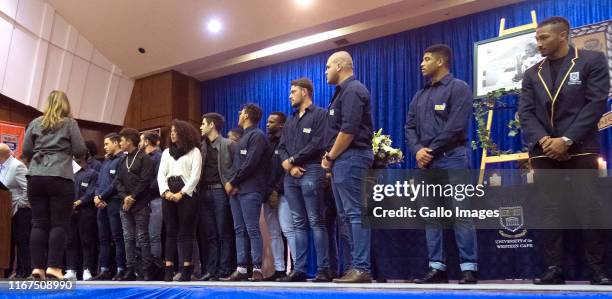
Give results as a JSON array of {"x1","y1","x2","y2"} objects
[
  {"x1": 329, "y1": 109, "x2": 335, "y2": 116},
  {"x1": 434, "y1": 103, "x2": 446, "y2": 111},
  {"x1": 110, "y1": 169, "x2": 116, "y2": 174},
  {"x1": 303, "y1": 128, "x2": 312, "y2": 134},
  {"x1": 568, "y1": 71, "x2": 582, "y2": 85},
  {"x1": 274, "y1": 150, "x2": 279, "y2": 155},
  {"x1": 240, "y1": 149, "x2": 247, "y2": 155},
  {"x1": 81, "y1": 182, "x2": 89, "y2": 187}
]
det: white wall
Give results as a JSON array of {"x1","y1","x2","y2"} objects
[{"x1": 0, "y1": 0, "x2": 133, "y2": 125}]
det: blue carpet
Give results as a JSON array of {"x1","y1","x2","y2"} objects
[{"x1": 2, "y1": 285, "x2": 612, "y2": 299}]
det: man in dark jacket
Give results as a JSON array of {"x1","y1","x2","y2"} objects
[
  {"x1": 92, "y1": 133, "x2": 126, "y2": 281},
  {"x1": 115, "y1": 128, "x2": 155, "y2": 281},
  {"x1": 65, "y1": 154, "x2": 98, "y2": 281},
  {"x1": 221, "y1": 104, "x2": 270, "y2": 282},
  {"x1": 197, "y1": 112, "x2": 236, "y2": 281},
  {"x1": 518, "y1": 16, "x2": 611, "y2": 285}
]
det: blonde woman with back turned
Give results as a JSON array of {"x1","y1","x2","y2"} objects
[{"x1": 22, "y1": 90, "x2": 86, "y2": 281}]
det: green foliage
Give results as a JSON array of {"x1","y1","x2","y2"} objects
[{"x1": 472, "y1": 88, "x2": 521, "y2": 156}]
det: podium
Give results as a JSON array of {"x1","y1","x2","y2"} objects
[{"x1": 0, "y1": 188, "x2": 10, "y2": 277}]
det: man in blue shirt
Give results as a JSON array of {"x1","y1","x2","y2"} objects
[
  {"x1": 321, "y1": 51, "x2": 374, "y2": 283},
  {"x1": 139, "y1": 132, "x2": 163, "y2": 264},
  {"x1": 65, "y1": 154, "x2": 98, "y2": 281},
  {"x1": 221, "y1": 103, "x2": 270, "y2": 282},
  {"x1": 405, "y1": 44, "x2": 477, "y2": 284},
  {"x1": 92, "y1": 133, "x2": 127, "y2": 281},
  {"x1": 278, "y1": 78, "x2": 331, "y2": 282},
  {"x1": 264, "y1": 111, "x2": 295, "y2": 282}
]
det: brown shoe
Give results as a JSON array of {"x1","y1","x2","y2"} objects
[
  {"x1": 332, "y1": 269, "x2": 372, "y2": 283},
  {"x1": 219, "y1": 270, "x2": 249, "y2": 282},
  {"x1": 249, "y1": 270, "x2": 264, "y2": 282}
]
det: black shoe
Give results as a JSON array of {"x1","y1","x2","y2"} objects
[
  {"x1": 413, "y1": 268, "x2": 448, "y2": 284},
  {"x1": 264, "y1": 271, "x2": 286, "y2": 281},
  {"x1": 112, "y1": 269, "x2": 126, "y2": 281},
  {"x1": 458, "y1": 270, "x2": 478, "y2": 284},
  {"x1": 118, "y1": 268, "x2": 136, "y2": 281},
  {"x1": 312, "y1": 270, "x2": 333, "y2": 283},
  {"x1": 93, "y1": 270, "x2": 113, "y2": 281},
  {"x1": 278, "y1": 271, "x2": 307, "y2": 282},
  {"x1": 591, "y1": 268, "x2": 612, "y2": 285},
  {"x1": 143, "y1": 267, "x2": 156, "y2": 281},
  {"x1": 163, "y1": 266, "x2": 174, "y2": 282},
  {"x1": 533, "y1": 266, "x2": 565, "y2": 285},
  {"x1": 178, "y1": 265, "x2": 193, "y2": 282},
  {"x1": 199, "y1": 272, "x2": 217, "y2": 281}
]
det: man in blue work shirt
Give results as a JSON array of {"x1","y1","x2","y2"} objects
[
  {"x1": 321, "y1": 51, "x2": 374, "y2": 283},
  {"x1": 278, "y1": 78, "x2": 331, "y2": 282},
  {"x1": 221, "y1": 103, "x2": 270, "y2": 282},
  {"x1": 92, "y1": 133, "x2": 127, "y2": 281},
  {"x1": 139, "y1": 132, "x2": 163, "y2": 264},
  {"x1": 65, "y1": 154, "x2": 99, "y2": 281},
  {"x1": 405, "y1": 44, "x2": 477, "y2": 284}
]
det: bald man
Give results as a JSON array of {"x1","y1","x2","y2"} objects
[
  {"x1": 321, "y1": 51, "x2": 374, "y2": 283},
  {"x1": 0, "y1": 143, "x2": 31, "y2": 279}
]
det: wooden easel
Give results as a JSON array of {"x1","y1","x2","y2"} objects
[{"x1": 478, "y1": 11, "x2": 537, "y2": 183}]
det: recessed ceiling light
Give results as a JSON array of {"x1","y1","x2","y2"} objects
[
  {"x1": 207, "y1": 19, "x2": 222, "y2": 33},
  {"x1": 295, "y1": 0, "x2": 313, "y2": 7}
]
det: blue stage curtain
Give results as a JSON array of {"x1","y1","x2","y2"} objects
[
  {"x1": 201, "y1": 0, "x2": 612, "y2": 280},
  {"x1": 202, "y1": 0, "x2": 612, "y2": 170}
]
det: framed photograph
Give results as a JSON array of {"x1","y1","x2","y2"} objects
[
  {"x1": 571, "y1": 20, "x2": 612, "y2": 98},
  {"x1": 474, "y1": 30, "x2": 542, "y2": 97}
]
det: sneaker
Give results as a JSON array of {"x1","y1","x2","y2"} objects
[
  {"x1": 83, "y1": 269, "x2": 93, "y2": 281},
  {"x1": 64, "y1": 270, "x2": 77, "y2": 281}
]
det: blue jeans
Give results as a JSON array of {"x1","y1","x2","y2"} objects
[
  {"x1": 198, "y1": 188, "x2": 235, "y2": 275},
  {"x1": 331, "y1": 148, "x2": 373, "y2": 273},
  {"x1": 324, "y1": 185, "x2": 351, "y2": 275},
  {"x1": 284, "y1": 164, "x2": 330, "y2": 273},
  {"x1": 261, "y1": 195, "x2": 296, "y2": 269},
  {"x1": 230, "y1": 192, "x2": 264, "y2": 268},
  {"x1": 97, "y1": 198, "x2": 126, "y2": 269},
  {"x1": 148, "y1": 197, "x2": 162, "y2": 260},
  {"x1": 277, "y1": 195, "x2": 296, "y2": 266},
  {"x1": 425, "y1": 146, "x2": 478, "y2": 271}
]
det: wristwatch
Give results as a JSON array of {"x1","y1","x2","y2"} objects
[
  {"x1": 561, "y1": 136, "x2": 573, "y2": 146},
  {"x1": 288, "y1": 156, "x2": 295, "y2": 164},
  {"x1": 325, "y1": 154, "x2": 336, "y2": 162}
]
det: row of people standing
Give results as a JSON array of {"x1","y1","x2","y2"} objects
[
  {"x1": 16, "y1": 15, "x2": 611, "y2": 285},
  {"x1": 17, "y1": 49, "x2": 376, "y2": 283}
]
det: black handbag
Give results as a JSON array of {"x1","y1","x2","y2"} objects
[{"x1": 167, "y1": 176, "x2": 185, "y2": 193}]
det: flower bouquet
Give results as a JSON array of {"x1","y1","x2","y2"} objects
[{"x1": 372, "y1": 128, "x2": 404, "y2": 169}]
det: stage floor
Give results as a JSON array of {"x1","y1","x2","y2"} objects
[{"x1": 2, "y1": 280, "x2": 612, "y2": 298}]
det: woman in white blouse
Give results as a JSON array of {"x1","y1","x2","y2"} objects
[{"x1": 157, "y1": 119, "x2": 202, "y2": 282}]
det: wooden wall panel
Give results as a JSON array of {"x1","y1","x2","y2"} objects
[
  {"x1": 171, "y1": 71, "x2": 189, "y2": 123},
  {"x1": 187, "y1": 76, "x2": 202, "y2": 128},
  {"x1": 123, "y1": 70, "x2": 202, "y2": 143},
  {"x1": 141, "y1": 71, "x2": 172, "y2": 123}
]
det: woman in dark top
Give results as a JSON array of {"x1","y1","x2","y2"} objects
[
  {"x1": 157, "y1": 120, "x2": 202, "y2": 281},
  {"x1": 22, "y1": 90, "x2": 86, "y2": 280}
]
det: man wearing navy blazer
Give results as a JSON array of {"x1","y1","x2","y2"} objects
[{"x1": 518, "y1": 16, "x2": 611, "y2": 285}]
